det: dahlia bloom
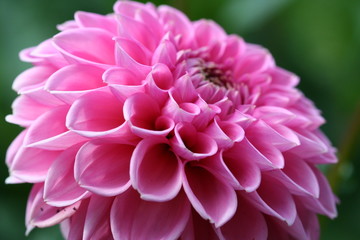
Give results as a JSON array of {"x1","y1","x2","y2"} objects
[{"x1": 6, "y1": 1, "x2": 338, "y2": 239}]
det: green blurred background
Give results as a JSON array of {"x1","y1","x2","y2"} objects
[{"x1": 0, "y1": 0, "x2": 359, "y2": 239}]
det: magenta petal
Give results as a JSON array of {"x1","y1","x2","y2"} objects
[
  {"x1": 220, "y1": 196, "x2": 268, "y2": 240},
  {"x1": 183, "y1": 163, "x2": 237, "y2": 227},
  {"x1": 151, "y1": 38, "x2": 177, "y2": 68},
  {"x1": 110, "y1": 188, "x2": 190, "y2": 240},
  {"x1": 245, "y1": 175, "x2": 297, "y2": 225},
  {"x1": 44, "y1": 145, "x2": 88, "y2": 207},
  {"x1": 83, "y1": 196, "x2": 114, "y2": 240},
  {"x1": 46, "y1": 64, "x2": 107, "y2": 104},
  {"x1": 130, "y1": 138, "x2": 181, "y2": 201},
  {"x1": 66, "y1": 91, "x2": 127, "y2": 137},
  {"x1": 26, "y1": 183, "x2": 81, "y2": 234},
  {"x1": 75, "y1": 140, "x2": 133, "y2": 196},
  {"x1": 53, "y1": 28, "x2": 115, "y2": 66},
  {"x1": 171, "y1": 123, "x2": 218, "y2": 160}
]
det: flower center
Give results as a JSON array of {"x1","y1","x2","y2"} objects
[{"x1": 199, "y1": 61, "x2": 233, "y2": 89}]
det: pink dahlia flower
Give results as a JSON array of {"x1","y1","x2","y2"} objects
[{"x1": 6, "y1": 1, "x2": 338, "y2": 239}]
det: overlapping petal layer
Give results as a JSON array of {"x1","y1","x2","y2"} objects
[{"x1": 6, "y1": 1, "x2": 338, "y2": 239}]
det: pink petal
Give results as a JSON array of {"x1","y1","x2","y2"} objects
[
  {"x1": 44, "y1": 144, "x2": 89, "y2": 207},
  {"x1": 53, "y1": 28, "x2": 116, "y2": 66},
  {"x1": 151, "y1": 37, "x2": 177, "y2": 68},
  {"x1": 66, "y1": 91, "x2": 127, "y2": 137},
  {"x1": 115, "y1": 37, "x2": 152, "y2": 65},
  {"x1": 5, "y1": 95, "x2": 50, "y2": 127},
  {"x1": 75, "y1": 11, "x2": 117, "y2": 34},
  {"x1": 297, "y1": 166, "x2": 337, "y2": 219},
  {"x1": 268, "y1": 67, "x2": 299, "y2": 87},
  {"x1": 204, "y1": 118, "x2": 245, "y2": 149},
  {"x1": 130, "y1": 138, "x2": 182, "y2": 201},
  {"x1": 117, "y1": 14, "x2": 159, "y2": 51},
  {"x1": 124, "y1": 93, "x2": 174, "y2": 138},
  {"x1": 6, "y1": 129, "x2": 27, "y2": 168},
  {"x1": 246, "y1": 134, "x2": 285, "y2": 169},
  {"x1": 75, "y1": 140, "x2": 134, "y2": 196},
  {"x1": 158, "y1": 5, "x2": 194, "y2": 49},
  {"x1": 181, "y1": 209, "x2": 220, "y2": 240},
  {"x1": 244, "y1": 174, "x2": 297, "y2": 225},
  {"x1": 171, "y1": 123, "x2": 218, "y2": 160},
  {"x1": 110, "y1": 188, "x2": 190, "y2": 240},
  {"x1": 26, "y1": 183, "x2": 81, "y2": 234},
  {"x1": 10, "y1": 147, "x2": 61, "y2": 183},
  {"x1": 219, "y1": 196, "x2": 268, "y2": 240},
  {"x1": 83, "y1": 195, "x2": 114, "y2": 240},
  {"x1": 246, "y1": 120, "x2": 300, "y2": 151},
  {"x1": 193, "y1": 20, "x2": 227, "y2": 47},
  {"x1": 222, "y1": 144, "x2": 262, "y2": 192},
  {"x1": 269, "y1": 153, "x2": 320, "y2": 197},
  {"x1": 12, "y1": 65, "x2": 56, "y2": 93},
  {"x1": 146, "y1": 63, "x2": 174, "y2": 104},
  {"x1": 183, "y1": 163, "x2": 237, "y2": 227},
  {"x1": 45, "y1": 64, "x2": 107, "y2": 104},
  {"x1": 67, "y1": 198, "x2": 89, "y2": 240},
  {"x1": 24, "y1": 106, "x2": 87, "y2": 150}
]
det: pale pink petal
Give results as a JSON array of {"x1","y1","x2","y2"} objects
[
  {"x1": 193, "y1": 20, "x2": 227, "y2": 47},
  {"x1": 53, "y1": 28, "x2": 116, "y2": 66},
  {"x1": 130, "y1": 138, "x2": 182, "y2": 201},
  {"x1": 5, "y1": 129, "x2": 27, "y2": 168},
  {"x1": 110, "y1": 188, "x2": 190, "y2": 240},
  {"x1": 183, "y1": 163, "x2": 237, "y2": 227},
  {"x1": 75, "y1": 140, "x2": 133, "y2": 196},
  {"x1": 44, "y1": 144, "x2": 89, "y2": 207},
  {"x1": 151, "y1": 37, "x2": 177, "y2": 68}
]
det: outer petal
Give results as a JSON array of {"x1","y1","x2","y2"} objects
[
  {"x1": 75, "y1": 140, "x2": 134, "y2": 196},
  {"x1": 26, "y1": 183, "x2": 81, "y2": 235},
  {"x1": 10, "y1": 147, "x2": 61, "y2": 183},
  {"x1": 24, "y1": 106, "x2": 87, "y2": 150},
  {"x1": 53, "y1": 28, "x2": 116, "y2": 66},
  {"x1": 244, "y1": 174, "x2": 297, "y2": 225},
  {"x1": 66, "y1": 91, "x2": 127, "y2": 138},
  {"x1": 130, "y1": 138, "x2": 182, "y2": 201},
  {"x1": 219, "y1": 196, "x2": 268, "y2": 240},
  {"x1": 83, "y1": 195, "x2": 114, "y2": 240},
  {"x1": 183, "y1": 163, "x2": 237, "y2": 227},
  {"x1": 45, "y1": 64, "x2": 107, "y2": 104},
  {"x1": 110, "y1": 188, "x2": 190, "y2": 240},
  {"x1": 44, "y1": 144, "x2": 89, "y2": 207}
]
